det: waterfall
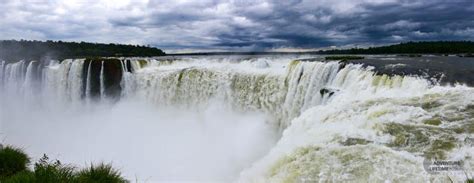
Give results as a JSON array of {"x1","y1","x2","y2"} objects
[
  {"x1": 100, "y1": 61, "x2": 105, "y2": 100},
  {"x1": 0, "y1": 57, "x2": 433, "y2": 127},
  {"x1": 129, "y1": 59, "x2": 431, "y2": 129},
  {"x1": 3, "y1": 61, "x2": 26, "y2": 95},
  {"x1": 119, "y1": 60, "x2": 126, "y2": 97},
  {"x1": 22, "y1": 61, "x2": 36, "y2": 98},
  {"x1": 1, "y1": 56, "x2": 473, "y2": 182},
  {"x1": 85, "y1": 61, "x2": 92, "y2": 100},
  {"x1": 0, "y1": 60, "x2": 5, "y2": 87},
  {"x1": 119, "y1": 60, "x2": 133, "y2": 97},
  {"x1": 68, "y1": 59, "x2": 84, "y2": 105}
]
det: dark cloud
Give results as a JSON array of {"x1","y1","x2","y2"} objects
[{"x1": 1, "y1": 0, "x2": 473, "y2": 52}]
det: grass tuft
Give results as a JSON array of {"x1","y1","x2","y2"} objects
[
  {"x1": 0, "y1": 146, "x2": 30, "y2": 179},
  {"x1": 75, "y1": 163, "x2": 128, "y2": 183},
  {"x1": 2, "y1": 170, "x2": 35, "y2": 183},
  {"x1": 0, "y1": 145, "x2": 128, "y2": 183},
  {"x1": 32, "y1": 154, "x2": 75, "y2": 183}
]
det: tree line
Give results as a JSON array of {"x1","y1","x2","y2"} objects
[
  {"x1": 2, "y1": 40, "x2": 473, "y2": 61},
  {"x1": 0, "y1": 40, "x2": 166, "y2": 62},
  {"x1": 317, "y1": 41, "x2": 474, "y2": 54}
]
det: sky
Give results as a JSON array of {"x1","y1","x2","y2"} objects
[{"x1": 0, "y1": 0, "x2": 473, "y2": 53}]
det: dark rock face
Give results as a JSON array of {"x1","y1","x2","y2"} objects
[
  {"x1": 320, "y1": 88, "x2": 338, "y2": 97},
  {"x1": 82, "y1": 58, "x2": 123, "y2": 99},
  {"x1": 124, "y1": 59, "x2": 133, "y2": 72}
]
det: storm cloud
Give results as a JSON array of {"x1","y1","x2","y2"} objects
[{"x1": 1, "y1": 0, "x2": 473, "y2": 52}]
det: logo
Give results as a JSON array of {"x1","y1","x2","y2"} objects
[{"x1": 423, "y1": 159, "x2": 464, "y2": 174}]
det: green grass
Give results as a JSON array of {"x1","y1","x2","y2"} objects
[
  {"x1": 325, "y1": 55, "x2": 365, "y2": 61},
  {"x1": 2, "y1": 170, "x2": 35, "y2": 183},
  {"x1": 0, "y1": 146, "x2": 30, "y2": 179},
  {"x1": 32, "y1": 155, "x2": 75, "y2": 183},
  {"x1": 0, "y1": 145, "x2": 128, "y2": 183},
  {"x1": 75, "y1": 163, "x2": 127, "y2": 183}
]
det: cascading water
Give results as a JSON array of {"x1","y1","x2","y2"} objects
[
  {"x1": 0, "y1": 60, "x2": 4, "y2": 86},
  {"x1": 86, "y1": 61, "x2": 92, "y2": 100},
  {"x1": 100, "y1": 61, "x2": 105, "y2": 100},
  {"x1": 0, "y1": 56, "x2": 472, "y2": 182}
]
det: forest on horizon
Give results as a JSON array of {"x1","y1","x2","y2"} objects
[
  {"x1": 0, "y1": 40, "x2": 166, "y2": 62},
  {"x1": 1, "y1": 40, "x2": 474, "y2": 62}
]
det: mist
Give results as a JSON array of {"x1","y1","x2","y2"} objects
[{"x1": 0, "y1": 93, "x2": 278, "y2": 181}]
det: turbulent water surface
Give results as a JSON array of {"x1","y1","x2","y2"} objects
[{"x1": 0, "y1": 55, "x2": 473, "y2": 182}]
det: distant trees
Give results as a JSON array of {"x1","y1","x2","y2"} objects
[
  {"x1": 0, "y1": 40, "x2": 166, "y2": 62},
  {"x1": 318, "y1": 41, "x2": 474, "y2": 54},
  {"x1": 2, "y1": 40, "x2": 473, "y2": 61}
]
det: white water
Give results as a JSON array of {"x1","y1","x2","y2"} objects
[
  {"x1": 100, "y1": 61, "x2": 105, "y2": 100},
  {"x1": 0, "y1": 56, "x2": 473, "y2": 182},
  {"x1": 86, "y1": 61, "x2": 92, "y2": 100}
]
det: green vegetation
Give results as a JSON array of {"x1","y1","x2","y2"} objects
[
  {"x1": 76, "y1": 163, "x2": 127, "y2": 183},
  {"x1": 3, "y1": 170, "x2": 36, "y2": 183},
  {"x1": 0, "y1": 146, "x2": 30, "y2": 179},
  {"x1": 319, "y1": 41, "x2": 474, "y2": 54},
  {"x1": 0, "y1": 40, "x2": 165, "y2": 62},
  {"x1": 325, "y1": 55, "x2": 365, "y2": 60},
  {"x1": 0, "y1": 145, "x2": 128, "y2": 183},
  {"x1": 28, "y1": 155, "x2": 75, "y2": 183}
]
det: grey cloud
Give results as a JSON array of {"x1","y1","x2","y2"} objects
[{"x1": 1, "y1": 0, "x2": 473, "y2": 52}]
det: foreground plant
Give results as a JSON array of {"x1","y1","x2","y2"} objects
[
  {"x1": 0, "y1": 144, "x2": 128, "y2": 183},
  {"x1": 0, "y1": 145, "x2": 30, "y2": 179},
  {"x1": 2, "y1": 154, "x2": 75, "y2": 183},
  {"x1": 33, "y1": 155, "x2": 76, "y2": 183},
  {"x1": 75, "y1": 163, "x2": 127, "y2": 183}
]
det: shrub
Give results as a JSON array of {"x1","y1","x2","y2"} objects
[
  {"x1": 32, "y1": 154, "x2": 75, "y2": 183},
  {"x1": 0, "y1": 146, "x2": 30, "y2": 179},
  {"x1": 2, "y1": 170, "x2": 35, "y2": 183},
  {"x1": 75, "y1": 163, "x2": 127, "y2": 183},
  {"x1": 0, "y1": 145, "x2": 128, "y2": 183}
]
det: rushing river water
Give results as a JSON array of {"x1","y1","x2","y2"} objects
[{"x1": 1, "y1": 55, "x2": 473, "y2": 182}]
